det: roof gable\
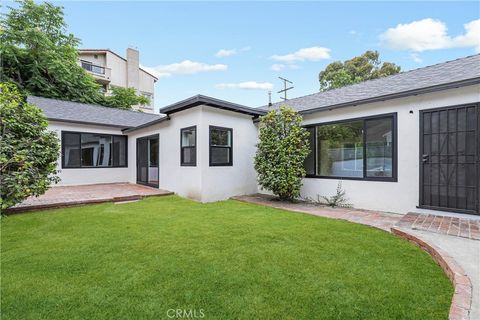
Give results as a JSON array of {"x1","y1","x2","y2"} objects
[{"x1": 160, "y1": 95, "x2": 266, "y2": 117}]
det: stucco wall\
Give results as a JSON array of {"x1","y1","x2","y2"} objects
[
  {"x1": 126, "y1": 105, "x2": 259, "y2": 202},
  {"x1": 198, "y1": 106, "x2": 259, "y2": 202},
  {"x1": 126, "y1": 108, "x2": 203, "y2": 201}
]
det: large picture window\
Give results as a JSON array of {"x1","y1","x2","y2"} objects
[
  {"x1": 305, "y1": 113, "x2": 396, "y2": 181},
  {"x1": 61, "y1": 132, "x2": 127, "y2": 168}
]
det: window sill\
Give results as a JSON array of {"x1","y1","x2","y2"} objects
[{"x1": 304, "y1": 175, "x2": 397, "y2": 182}]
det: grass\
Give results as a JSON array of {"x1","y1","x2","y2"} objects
[{"x1": 1, "y1": 195, "x2": 453, "y2": 319}]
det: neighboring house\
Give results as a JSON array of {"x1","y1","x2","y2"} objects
[
  {"x1": 78, "y1": 48, "x2": 158, "y2": 113},
  {"x1": 30, "y1": 54, "x2": 480, "y2": 217}
]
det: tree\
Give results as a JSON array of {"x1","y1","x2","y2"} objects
[
  {"x1": 0, "y1": 83, "x2": 60, "y2": 211},
  {"x1": 318, "y1": 51, "x2": 401, "y2": 91},
  {"x1": 0, "y1": 0, "x2": 147, "y2": 110},
  {"x1": 254, "y1": 106, "x2": 310, "y2": 201},
  {"x1": 105, "y1": 87, "x2": 149, "y2": 110}
]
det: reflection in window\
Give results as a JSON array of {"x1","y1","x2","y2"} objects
[
  {"x1": 366, "y1": 118, "x2": 393, "y2": 178},
  {"x1": 81, "y1": 133, "x2": 112, "y2": 167},
  {"x1": 209, "y1": 126, "x2": 232, "y2": 166},
  {"x1": 181, "y1": 126, "x2": 196, "y2": 166},
  {"x1": 317, "y1": 121, "x2": 364, "y2": 177}
]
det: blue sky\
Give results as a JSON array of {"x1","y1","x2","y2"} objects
[{"x1": 15, "y1": 1, "x2": 480, "y2": 110}]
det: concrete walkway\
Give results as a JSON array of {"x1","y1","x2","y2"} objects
[{"x1": 407, "y1": 229, "x2": 480, "y2": 320}]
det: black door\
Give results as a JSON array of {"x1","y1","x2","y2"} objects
[
  {"x1": 420, "y1": 104, "x2": 479, "y2": 215},
  {"x1": 136, "y1": 135, "x2": 159, "y2": 187}
]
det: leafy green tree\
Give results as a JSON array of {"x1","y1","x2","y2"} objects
[
  {"x1": 0, "y1": 0, "x2": 103, "y2": 103},
  {"x1": 254, "y1": 106, "x2": 310, "y2": 201},
  {"x1": 0, "y1": 0, "x2": 147, "y2": 110},
  {"x1": 318, "y1": 51, "x2": 401, "y2": 91},
  {"x1": 0, "y1": 83, "x2": 60, "y2": 211},
  {"x1": 105, "y1": 87, "x2": 149, "y2": 110}
]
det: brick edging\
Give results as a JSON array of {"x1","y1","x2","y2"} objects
[
  {"x1": 391, "y1": 227, "x2": 472, "y2": 320},
  {"x1": 5, "y1": 192, "x2": 174, "y2": 214}
]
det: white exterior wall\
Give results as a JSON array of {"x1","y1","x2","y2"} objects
[
  {"x1": 126, "y1": 108, "x2": 203, "y2": 201},
  {"x1": 48, "y1": 121, "x2": 130, "y2": 186},
  {"x1": 296, "y1": 85, "x2": 480, "y2": 215},
  {"x1": 139, "y1": 70, "x2": 155, "y2": 109},
  {"x1": 106, "y1": 52, "x2": 128, "y2": 88},
  {"x1": 139, "y1": 71, "x2": 155, "y2": 94},
  {"x1": 197, "y1": 106, "x2": 259, "y2": 202},
  {"x1": 79, "y1": 53, "x2": 106, "y2": 67},
  {"x1": 126, "y1": 105, "x2": 259, "y2": 202}
]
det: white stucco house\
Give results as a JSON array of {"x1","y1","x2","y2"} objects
[
  {"x1": 29, "y1": 54, "x2": 480, "y2": 216},
  {"x1": 29, "y1": 95, "x2": 264, "y2": 203}
]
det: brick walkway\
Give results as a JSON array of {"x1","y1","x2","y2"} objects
[
  {"x1": 396, "y1": 212, "x2": 480, "y2": 241},
  {"x1": 232, "y1": 194, "x2": 402, "y2": 232}
]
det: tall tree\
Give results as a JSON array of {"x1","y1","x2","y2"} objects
[
  {"x1": 318, "y1": 51, "x2": 401, "y2": 91},
  {"x1": 0, "y1": 0, "x2": 148, "y2": 110}
]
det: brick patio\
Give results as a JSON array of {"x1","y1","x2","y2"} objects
[
  {"x1": 397, "y1": 212, "x2": 480, "y2": 241},
  {"x1": 8, "y1": 183, "x2": 173, "y2": 213}
]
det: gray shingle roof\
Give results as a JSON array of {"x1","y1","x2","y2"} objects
[
  {"x1": 28, "y1": 96, "x2": 165, "y2": 129},
  {"x1": 262, "y1": 54, "x2": 480, "y2": 114}
]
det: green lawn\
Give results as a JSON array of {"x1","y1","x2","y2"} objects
[{"x1": 1, "y1": 196, "x2": 453, "y2": 319}]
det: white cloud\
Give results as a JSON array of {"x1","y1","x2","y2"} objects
[
  {"x1": 216, "y1": 81, "x2": 273, "y2": 90},
  {"x1": 270, "y1": 64, "x2": 285, "y2": 72},
  {"x1": 143, "y1": 60, "x2": 227, "y2": 78},
  {"x1": 380, "y1": 18, "x2": 480, "y2": 52},
  {"x1": 271, "y1": 46, "x2": 331, "y2": 62},
  {"x1": 215, "y1": 46, "x2": 251, "y2": 58},
  {"x1": 215, "y1": 49, "x2": 237, "y2": 57},
  {"x1": 410, "y1": 53, "x2": 422, "y2": 64}
]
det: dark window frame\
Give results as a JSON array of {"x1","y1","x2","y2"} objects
[
  {"x1": 180, "y1": 126, "x2": 197, "y2": 166},
  {"x1": 209, "y1": 126, "x2": 233, "y2": 167},
  {"x1": 304, "y1": 112, "x2": 397, "y2": 182},
  {"x1": 61, "y1": 131, "x2": 128, "y2": 169}
]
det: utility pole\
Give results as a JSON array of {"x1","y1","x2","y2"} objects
[{"x1": 277, "y1": 77, "x2": 293, "y2": 100}]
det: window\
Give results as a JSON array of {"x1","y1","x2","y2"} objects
[
  {"x1": 365, "y1": 117, "x2": 393, "y2": 178},
  {"x1": 61, "y1": 132, "x2": 127, "y2": 168},
  {"x1": 317, "y1": 120, "x2": 364, "y2": 177},
  {"x1": 304, "y1": 127, "x2": 316, "y2": 175},
  {"x1": 81, "y1": 133, "x2": 112, "y2": 167},
  {"x1": 304, "y1": 113, "x2": 396, "y2": 181},
  {"x1": 113, "y1": 136, "x2": 127, "y2": 167},
  {"x1": 63, "y1": 132, "x2": 81, "y2": 167},
  {"x1": 181, "y1": 126, "x2": 196, "y2": 166},
  {"x1": 209, "y1": 126, "x2": 232, "y2": 166}
]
